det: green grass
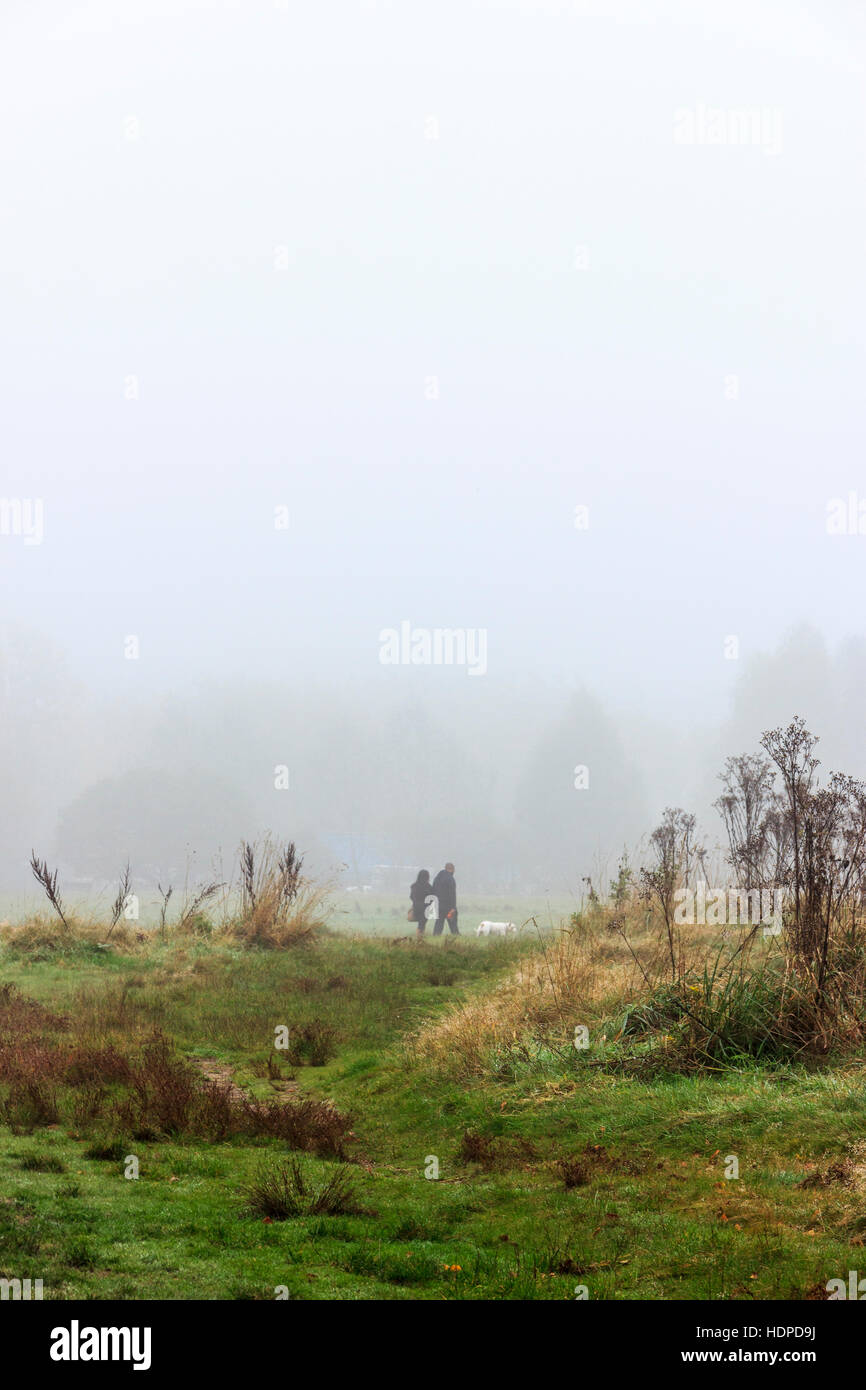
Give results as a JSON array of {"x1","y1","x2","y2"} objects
[
  {"x1": 0, "y1": 927, "x2": 863, "y2": 1300},
  {"x1": 329, "y1": 891, "x2": 575, "y2": 937}
]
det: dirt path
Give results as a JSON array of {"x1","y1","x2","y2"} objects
[{"x1": 188, "y1": 1056, "x2": 300, "y2": 1102}]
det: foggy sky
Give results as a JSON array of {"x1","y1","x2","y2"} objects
[{"x1": 1, "y1": 1, "x2": 864, "y2": 899}]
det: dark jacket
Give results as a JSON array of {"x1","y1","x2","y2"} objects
[
  {"x1": 431, "y1": 869, "x2": 456, "y2": 914},
  {"x1": 410, "y1": 878, "x2": 431, "y2": 913}
]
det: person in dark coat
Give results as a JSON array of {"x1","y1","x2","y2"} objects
[
  {"x1": 410, "y1": 870, "x2": 432, "y2": 935},
  {"x1": 431, "y1": 862, "x2": 458, "y2": 936}
]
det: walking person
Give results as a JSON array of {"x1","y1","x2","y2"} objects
[
  {"x1": 409, "y1": 869, "x2": 433, "y2": 936},
  {"x1": 431, "y1": 862, "x2": 459, "y2": 936}
]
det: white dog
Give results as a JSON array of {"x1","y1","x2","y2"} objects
[{"x1": 476, "y1": 920, "x2": 517, "y2": 936}]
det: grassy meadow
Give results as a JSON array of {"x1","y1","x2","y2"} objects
[{"x1": 0, "y1": 883, "x2": 864, "y2": 1302}]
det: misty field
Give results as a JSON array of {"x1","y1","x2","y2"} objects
[{"x1": 0, "y1": 905, "x2": 863, "y2": 1301}]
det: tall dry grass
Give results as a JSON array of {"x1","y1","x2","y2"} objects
[
  {"x1": 223, "y1": 878, "x2": 331, "y2": 949},
  {"x1": 4, "y1": 834, "x2": 331, "y2": 954},
  {"x1": 0, "y1": 914, "x2": 149, "y2": 956},
  {"x1": 407, "y1": 900, "x2": 841, "y2": 1079},
  {"x1": 408, "y1": 916, "x2": 642, "y2": 1078}
]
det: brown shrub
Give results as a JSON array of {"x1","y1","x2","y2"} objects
[
  {"x1": 460, "y1": 1129, "x2": 499, "y2": 1171},
  {"x1": 798, "y1": 1159, "x2": 855, "y2": 1190},
  {"x1": 110, "y1": 1033, "x2": 351, "y2": 1154},
  {"x1": 238, "y1": 1095, "x2": 351, "y2": 1158},
  {"x1": 241, "y1": 1157, "x2": 359, "y2": 1219},
  {"x1": 0, "y1": 982, "x2": 68, "y2": 1034},
  {"x1": 0, "y1": 987, "x2": 351, "y2": 1157},
  {"x1": 557, "y1": 1156, "x2": 592, "y2": 1189},
  {"x1": 0, "y1": 1079, "x2": 59, "y2": 1132},
  {"x1": 70, "y1": 1084, "x2": 109, "y2": 1130},
  {"x1": 283, "y1": 1020, "x2": 337, "y2": 1067},
  {"x1": 556, "y1": 1143, "x2": 641, "y2": 1190},
  {"x1": 64, "y1": 1045, "x2": 133, "y2": 1086},
  {"x1": 458, "y1": 1129, "x2": 537, "y2": 1173}
]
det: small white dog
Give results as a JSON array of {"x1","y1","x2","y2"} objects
[{"x1": 476, "y1": 920, "x2": 517, "y2": 937}]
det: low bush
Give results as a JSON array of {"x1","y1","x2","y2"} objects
[{"x1": 241, "y1": 1157, "x2": 359, "y2": 1220}]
